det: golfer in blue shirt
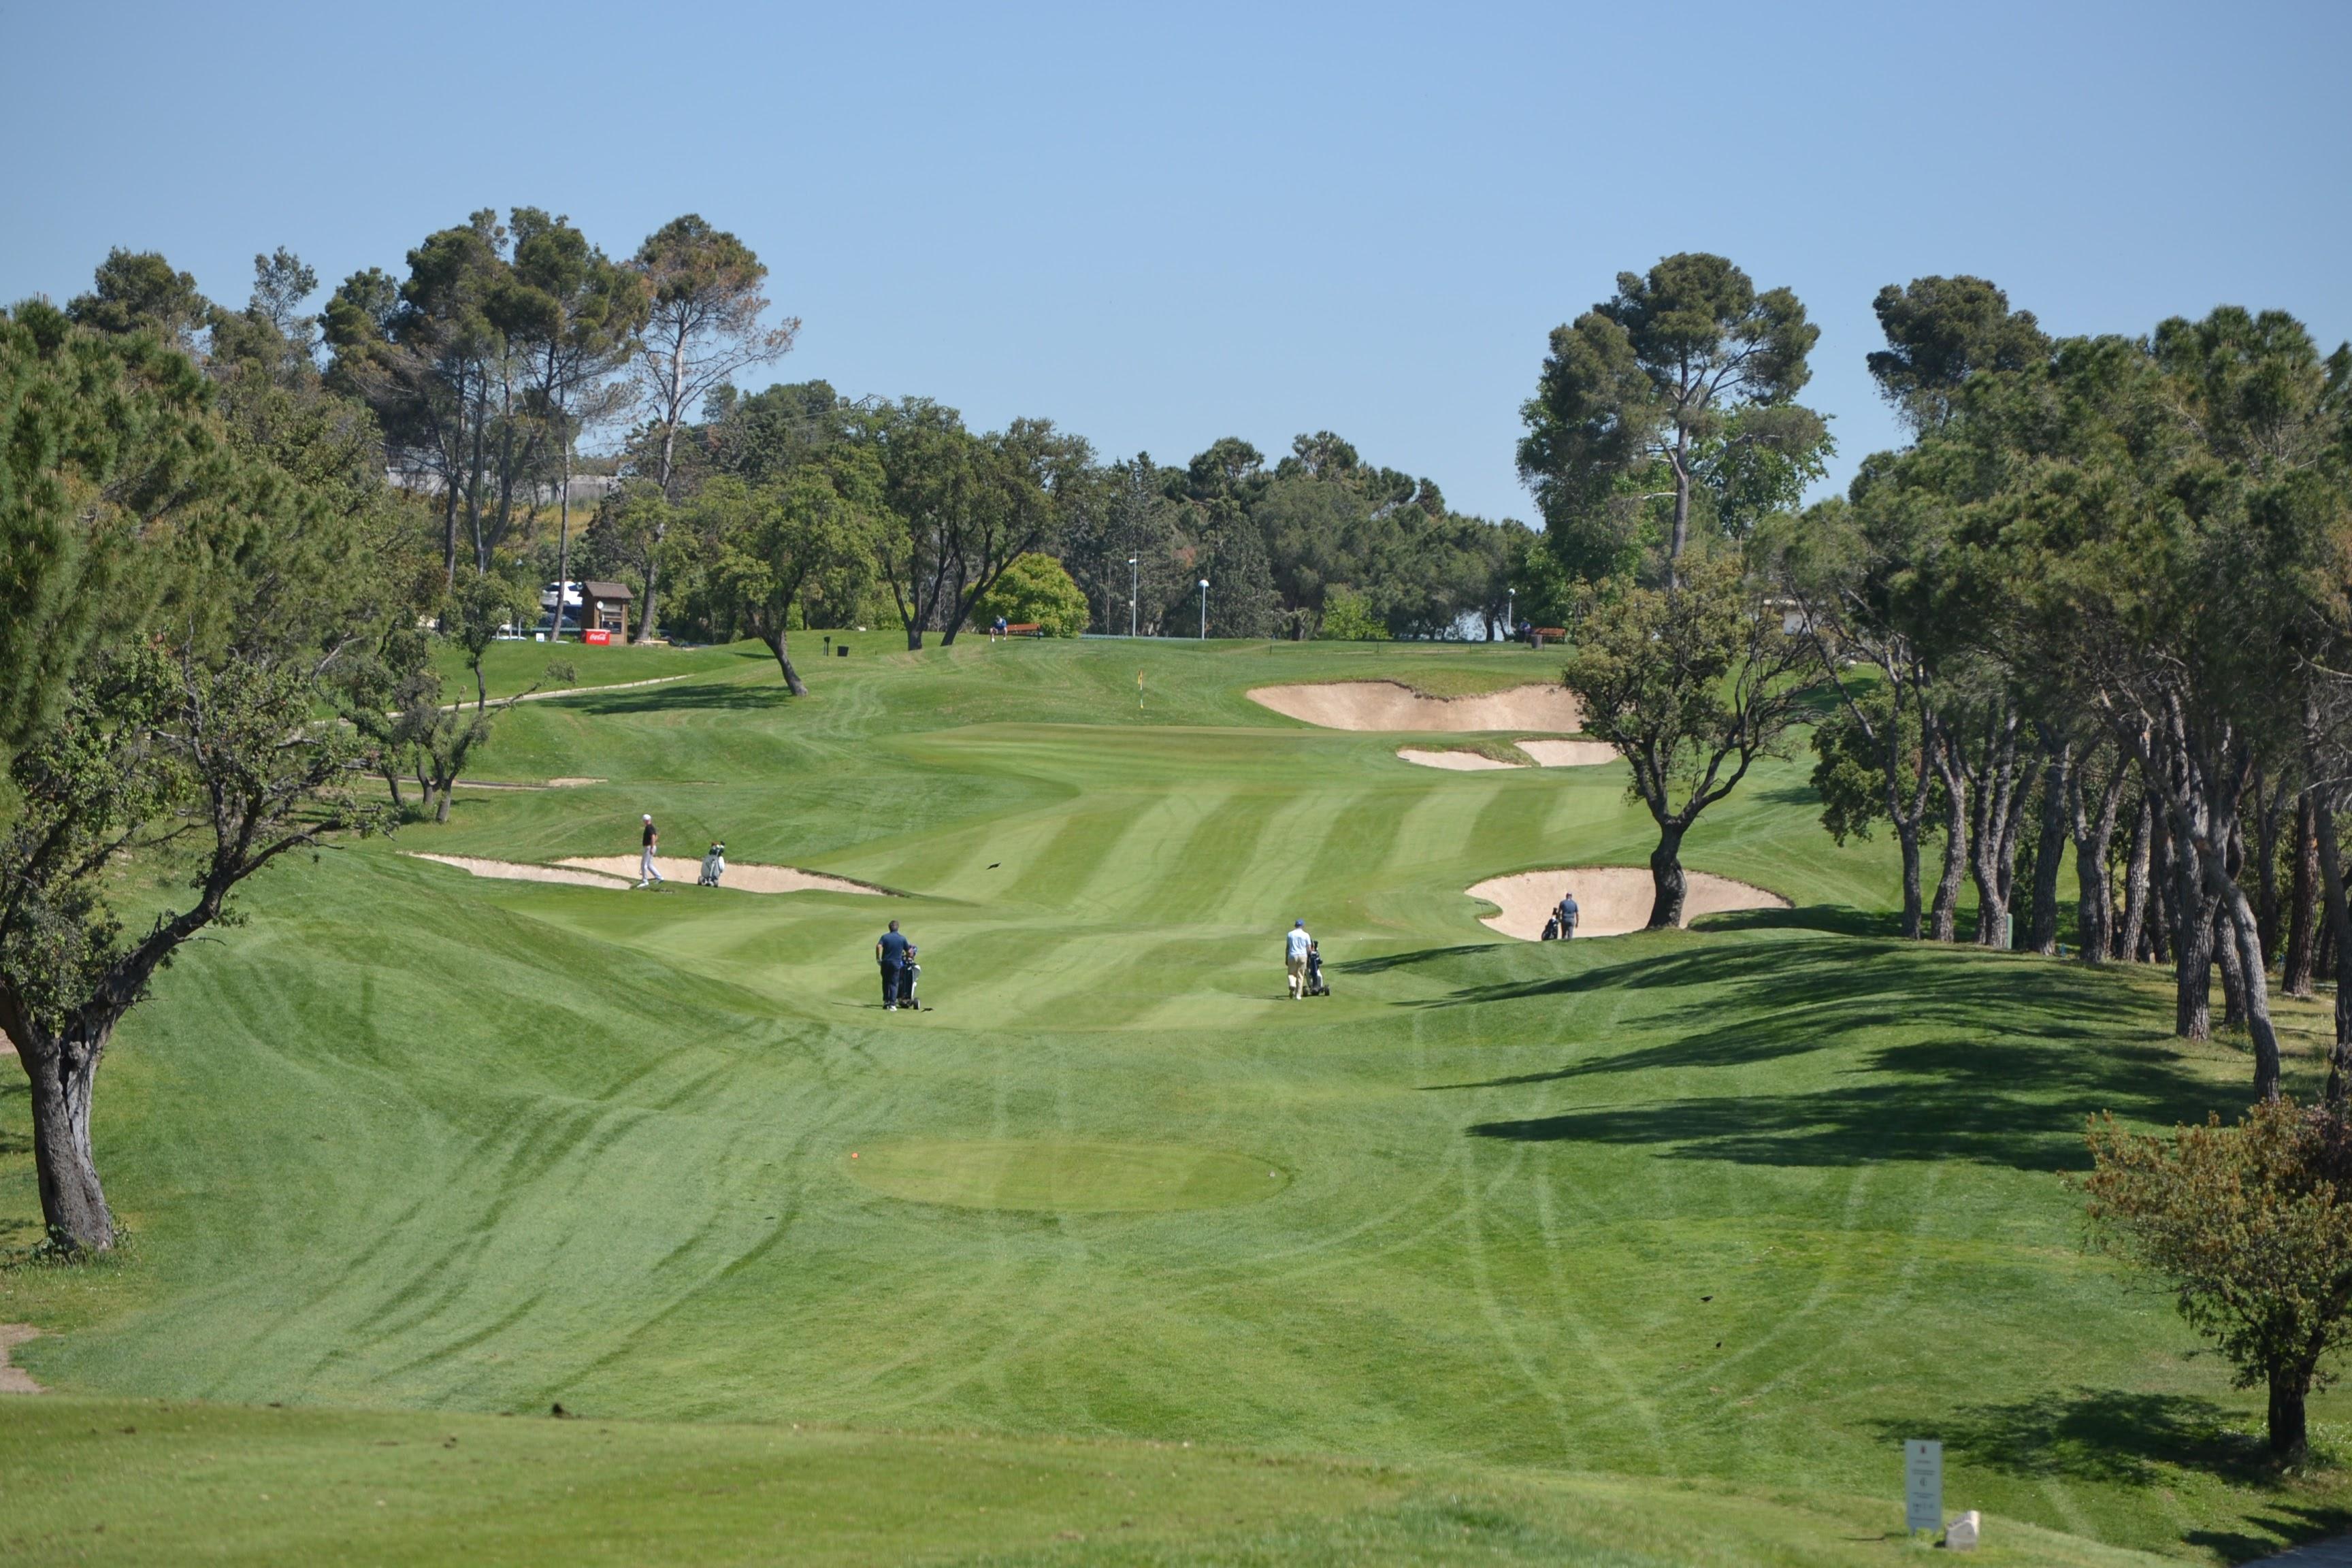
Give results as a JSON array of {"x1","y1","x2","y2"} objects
[{"x1": 877, "y1": 920, "x2": 912, "y2": 1010}]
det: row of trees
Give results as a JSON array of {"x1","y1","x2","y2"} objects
[
  {"x1": 1527, "y1": 254, "x2": 2352, "y2": 1111},
  {"x1": 602, "y1": 392, "x2": 1532, "y2": 649},
  {"x1": 1524, "y1": 255, "x2": 2352, "y2": 1462}
]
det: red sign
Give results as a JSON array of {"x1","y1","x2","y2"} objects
[{"x1": 583, "y1": 628, "x2": 612, "y2": 646}]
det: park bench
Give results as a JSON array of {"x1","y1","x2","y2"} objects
[
  {"x1": 1531, "y1": 626, "x2": 1567, "y2": 647},
  {"x1": 1005, "y1": 622, "x2": 1043, "y2": 637}
]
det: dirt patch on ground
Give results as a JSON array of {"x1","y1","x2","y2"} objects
[
  {"x1": 1250, "y1": 681, "x2": 1582, "y2": 732},
  {"x1": 0, "y1": 1324, "x2": 44, "y2": 1393},
  {"x1": 555, "y1": 857, "x2": 889, "y2": 895},
  {"x1": 547, "y1": 777, "x2": 605, "y2": 787},
  {"x1": 1514, "y1": 739, "x2": 1618, "y2": 767},
  {"x1": 1397, "y1": 748, "x2": 1520, "y2": 771},
  {"x1": 1466, "y1": 865, "x2": 1790, "y2": 940}
]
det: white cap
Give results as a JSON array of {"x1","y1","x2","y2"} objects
[{"x1": 642, "y1": 814, "x2": 653, "y2": 821}]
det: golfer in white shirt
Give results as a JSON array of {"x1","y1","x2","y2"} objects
[{"x1": 1285, "y1": 920, "x2": 1313, "y2": 1000}]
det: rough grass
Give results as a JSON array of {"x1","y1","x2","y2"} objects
[{"x1": 3, "y1": 634, "x2": 2347, "y2": 1564}]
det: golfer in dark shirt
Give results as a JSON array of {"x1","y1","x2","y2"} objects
[{"x1": 877, "y1": 919, "x2": 911, "y2": 1010}]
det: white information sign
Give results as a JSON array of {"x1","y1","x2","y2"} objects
[{"x1": 1904, "y1": 1439, "x2": 1944, "y2": 1534}]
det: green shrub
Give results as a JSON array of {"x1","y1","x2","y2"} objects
[
  {"x1": 975, "y1": 553, "x2": 1089, "y2": 637},
  {"x1": 1316, "y1": 586, "x2": 1388, "y2": 640}
]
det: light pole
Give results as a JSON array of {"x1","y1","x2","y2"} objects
[
  {"x1": 1128, "y1": 556, "x2": 1139, "y2": 638},
  {"x1": 1198, "y1": 578, "x2": 1209, "y2": 640},
  {"x1": 1505, "y1": 587, "x2": 1515, "y2": 643}
]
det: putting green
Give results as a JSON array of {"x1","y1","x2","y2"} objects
[{"x1": 849, "y1": 1138, "x2": 1287, "y2": 1211}]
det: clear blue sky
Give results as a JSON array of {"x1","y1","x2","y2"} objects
[{"x1": 5, "y1": 0, "x2": 2346, "y2": 521}]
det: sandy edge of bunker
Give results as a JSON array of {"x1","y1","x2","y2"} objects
[
  {"x1": 1249, "y1": 681, "x2": 1584, "y2": 733},
  {"x1": 407, "y1": 853, "x2": 890, "y2": 896},
  {"x1": 1467, "y1": 865, "x2": 1790, "y2": 940}
]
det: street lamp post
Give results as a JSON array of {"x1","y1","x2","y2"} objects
[
  {"x1": 1506, "y1": 587, "x2": 1515, "y2": 643},
  {"x1": 1198, "y1": 579, "x2": 1209, "y2": 640},
  {"x1": 1129, "y1": 556, "x2": 1139, "y2": 638}
]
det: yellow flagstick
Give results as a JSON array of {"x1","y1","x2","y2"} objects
[{"x1": 1137, "y1": 669, "x2": 1145, "y2": 710}]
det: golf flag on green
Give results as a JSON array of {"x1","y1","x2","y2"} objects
[{"x1": 1137, "y1": 670, "x2": 1145, "y2": 709}]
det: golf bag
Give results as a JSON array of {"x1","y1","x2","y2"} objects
[
  {"x1": 1541, "y1": 916, "x2": 1561, "y2": 941},
  {"x1": 898, "y1": 949, "x2": 919, "y2": 1009},
  {"x1": 1304, "y1": 951, "x2": 1330, "y2": 997}
]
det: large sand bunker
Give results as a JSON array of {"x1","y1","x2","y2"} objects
[
  {"x1": 1397, "y1": 739, "x2": 1618, "y2": 771},
  {"x1": 1250, "y1": 681, "x2": 1583, "y2": 733},
  {"x1": 1467, "y1": 865, "x2": 1790, "y2": 940},
  {"x1": 408, "y1": 853, "x2": 886, "y2": 895}
]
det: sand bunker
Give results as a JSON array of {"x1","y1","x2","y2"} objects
[
  {"x1": 0, "y1": 1324, "x2": 43, "y2": 1394},
  {"x1": 1397, "y1": 739, "x2": 1619, "y2": 771},
  {"x1": 557, "y1": 856, "x2": 886, "y2": 895},
  {"x1": 1514, "y1": 739, "x2": 1617, "y2": 767},
  {"x1": 1250, "y1": 681, "x2": 1583, "y2": 732},
  {"x1": 408, "y1": 853, "x2": 887, "y2": 896},
  {"x1": 1467, "y1": 865, "x2": 1790, "y2": 940},
  {"x1": 1398, "y1": 748, "x2": 1520, "y2": 771},
  {"x1": 409, "y1": 854, "x2": 629, "y2": 888}
]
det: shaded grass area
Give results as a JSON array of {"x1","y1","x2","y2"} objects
[{"x1": 3, "y1": 635, "x2": 2350, "y2": 1564}]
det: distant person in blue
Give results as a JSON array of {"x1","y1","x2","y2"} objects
[
  {"x1": 1554, "y1": 890, "x2": 1578, "y2": 940},
  {"x1": 877, "y1": 919, "x2": 912, "y2": 1010}
]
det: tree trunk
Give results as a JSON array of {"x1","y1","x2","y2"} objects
[
  {"x1": 2071, "y1": 762, "x2": 2125, "y2": 966},
  {"x1": 2151, "y1": 803, "x2": 2177, "y2": 964},
  {"x1": 2313, "y1": 800, "x2": 2352, "y2": 1103},
  {"x1": 1966, "y1": 714, "x2": 2024, "y2": 947},
  {"x1": 2286, "y1": 789, "x2": 2319, "y2": 998},
  {"x1": 1931, "y1": 728, "x2": 1970, "y2": 943},
  {"x1": 2029, "y1": 747, "x2": 2070, "y2": 955},
  {"x1": 2176, "y1": 866, "x2": 2216, "y2": 1043},
  {"x1": 2253, "y1": 771, "x2": 2290, "y2": 966},
  {"x1": 2218, "y1": 906, "x2": 2249, "y2": 1028},
  {"x1": 549, "y1": 438, "x2": 573, "y2": 645},
  {"x1": 2270, "y1": 1365, "x2": 2313, "y2": 1460},
  {"x1": 19, "y1": 1024, "x2": 117, "y2": 1251},
  {"x1": 1896, "y1": 817, "x2": 1923, "y2": 941},
  {"x1": 764, "y1": 632, "x2": 808, "y2": 698},
  {"x1": 2118, "y1": 791, "x2": 2153, "y2": 962},
  {"x1": 634, "y1": 535, "x2": 664, "y2": 645},
  {"x1": 1647, "y1": 821, "x2": 1688, "y2": 930},
  {"x1": 1667, "y1": 427, "x2": 1690, "y2": 586}
]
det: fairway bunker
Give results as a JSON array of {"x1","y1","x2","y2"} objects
[
  {"x1": 1397, "y1": 739, "x2": 1618, "y2": 770},
  {"x1": 1248, "y1": 681, "x2": 1583, "y2": 732},
  {"x1": 1467, "y1": 866, "x2": 1789, "y2": 939},
  {"x1": 849, "y1": 1139, "x2": 1288, "y2": 1213},
  {"x1": 407, "y1": 854, "x2": 889, "y2": 895}
]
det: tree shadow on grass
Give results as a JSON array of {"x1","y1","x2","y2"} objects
[
  {"x1": 1441, "y1": 939, "x2": 2226, "y2": 1169},
  {"x1": 1875, "y1": 1389, "x2": 2352, "y2": 1559},
  {"x1": 1697, "y1": 903, "x2": 1906, "y2": 939},
  {"x1": 553, "y1": 683, "x2": 783, "y2": 716},
  {"x1": 1874, "y1": 1388, "x2": 2268, "y2": 1488}
]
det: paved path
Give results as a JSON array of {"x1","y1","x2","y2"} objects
[{"x1": 2251, "y1": 1537, "x2": 2352, "y2": 1565}]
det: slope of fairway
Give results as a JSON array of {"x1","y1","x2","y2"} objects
[{"x1": 7, "y1": 635, "x2": 2352, "y2": 1563}]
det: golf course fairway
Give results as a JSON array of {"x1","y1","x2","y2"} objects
[{"x1": 5, "y1": 634, "x2": 2349, "y2": 1565}]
